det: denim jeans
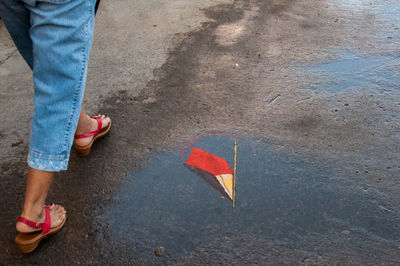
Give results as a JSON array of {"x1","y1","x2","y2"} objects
[{"x1": 0, "y1": 0, "x2": 96, "y2": 171}]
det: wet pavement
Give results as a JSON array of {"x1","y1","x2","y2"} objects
[{"x1": 1, "y1": 0, "x2": 400, "y2": 264}]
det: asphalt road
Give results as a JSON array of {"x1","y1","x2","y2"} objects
[{"x1": 1, "y1": 0, "x2": 399, "y2": 264}]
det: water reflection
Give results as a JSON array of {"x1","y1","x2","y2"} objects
[
  {"x1": 335, "y1": 0, "x2": 400, "y2": 23},
  {"x1": 99, "y1": 136, "x2": 400, "y2": 262},
  {"x1": 307, "y1": 52, "x2": 400, "y2": 93}
]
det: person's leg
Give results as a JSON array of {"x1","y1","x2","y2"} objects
[
  {"x1": 0, "y1": 1, "x2": 66, "y2": 232},
  {"x1": 16, "y1": 168, "x2": 66, "y2": 233},
  {"x1": 15, "y1": 0, "x2": 96, "y2": 232},
  {"x1": 1, "y1": 0, "x2": 109, "y2": 162},
  {"x1": 0, "y1": 0, "x2": 33, "y2": 68},
  {"x1": 26, "y1": 0, "x2": 96, "y2": 171}
]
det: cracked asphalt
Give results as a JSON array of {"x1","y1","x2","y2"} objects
[{"x1": 1, "y1": 0, "x2": 399, "y2": 264}]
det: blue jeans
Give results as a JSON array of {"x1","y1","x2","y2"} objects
[{"x1": 0, "y1": 0, "x2": 96, "y2": 171}]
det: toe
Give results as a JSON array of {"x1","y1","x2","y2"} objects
[
  {"x1": 58, "y1": 208, "x2": 66, "y2": 220},
  {"x1": 51, "y1": 204, "x2": 66, "y2": 216},
  {"x1": 102, "y1": 116, "x2": 111, "y2": 128},
  {"x1": 55, "y1": 204, "x2": 66, "y2": 214},
  {"x1": 52, "y1": 205, "x2": 66, "y2": 226}
]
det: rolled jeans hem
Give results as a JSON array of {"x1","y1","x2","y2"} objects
[{"x1": 28, "y1": 149, "x2": 69, "y2": 172}]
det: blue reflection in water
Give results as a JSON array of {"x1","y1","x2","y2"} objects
[
  {"x1": 100, "y1": 136, "x2": 400, "y2": 259},
  {"x1": 336, "y1": 0, "x2": 400, "y2": 23},
  {"x1": 308, "y1": 52, "x2": 400, "y2": 93}
]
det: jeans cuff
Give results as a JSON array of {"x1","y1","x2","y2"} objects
[{"x1": 28, "y1": 149, "x2": 69, "y2": 172}]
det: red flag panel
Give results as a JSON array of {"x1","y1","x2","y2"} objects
[{"x1": 186, "y1": 147, "x2": 233, "y2": 176}]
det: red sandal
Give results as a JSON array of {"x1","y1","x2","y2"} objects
[
  {"x1": 74, "y1": 115, "x2": 112, "y2": 156},
  {"x1": 15, "y1": 205, "x2": 67, "y2": 253}
]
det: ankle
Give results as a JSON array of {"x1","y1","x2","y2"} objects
[
  {"x1": 76, "y1": 115, "x2": 96, "y2": 135},
  {"x1": 20, "y1": 205, "x2": 44, "y2": 221}
]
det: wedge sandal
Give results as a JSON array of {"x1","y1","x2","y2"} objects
[
  {"x1": 74, "y1": 115, "x2": 111, "y2": 156},
  {"x1": 15, "y1": 205, "x2": 67, "y2": 253}
]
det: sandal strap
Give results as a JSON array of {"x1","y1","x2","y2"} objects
[
  {"x1": 42, "y1": 206, "x2": 51, "y2": 234},
  {"x1": 74, "y1": 117, "x2": 102, "y2": 139},
  {"x1": 17, "y1": 206, "x2": 51, "y2": 235},
  {"x1": 17, "y1": 217, "x2": 43, "y2": 229}
]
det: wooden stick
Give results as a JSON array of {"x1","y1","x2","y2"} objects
[{"x1": 233, "y1": 140, "x2": 238, "y2": 210}]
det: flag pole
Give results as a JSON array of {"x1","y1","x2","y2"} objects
[{"x1": 233, "y1": 140, "x2": 238, "y2": 209}]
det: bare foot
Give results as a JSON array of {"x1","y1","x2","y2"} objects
[
  {"x1": 75, "y1": 115, "x2": 111, "y2": 147},
  {"x1": 16, "y1": 204, "x2": 66, "y2": 234}
]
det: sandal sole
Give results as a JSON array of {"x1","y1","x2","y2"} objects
[{"x1": 15, "y1": 216, "x2": 67, "y2": 253}]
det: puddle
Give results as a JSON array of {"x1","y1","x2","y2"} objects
[
  {"x1": 306, "y1": 52, "x2": 400, "y2": 93},
  {"x1": 334, "y1": 0, "x2": 400, "y2": 23},
  {"x1": 99, "y1": 136, "x2": 400, "y2": 262}
]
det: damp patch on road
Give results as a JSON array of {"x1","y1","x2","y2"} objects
[
  {"x1": 334, "y1": 0, "x2": 400, "y2": 24},
  {"x1": 98, "y1": 136, "x2": 400, "y2": 264},
  {"x1": 302, "y1": 52, "x2": 400, "y2": 93}
]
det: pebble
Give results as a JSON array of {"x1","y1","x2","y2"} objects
[{"x1": 154, "y1": 246, "x2": 165, "y2": 257}]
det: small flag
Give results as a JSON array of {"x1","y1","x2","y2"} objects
[{"x1": 185, "y1": 147, "x2": 234, "y2": 201}]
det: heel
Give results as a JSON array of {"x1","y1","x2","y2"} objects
[
  {"x1": 15, "y1": 241, "x2": 40, "y2": 253},
  {"x1": 76, "y1": 147, "x2": 91, "y2": 157},
  {"x1": 15, "y1": 234, "x2": 41, "y2": 254}
]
